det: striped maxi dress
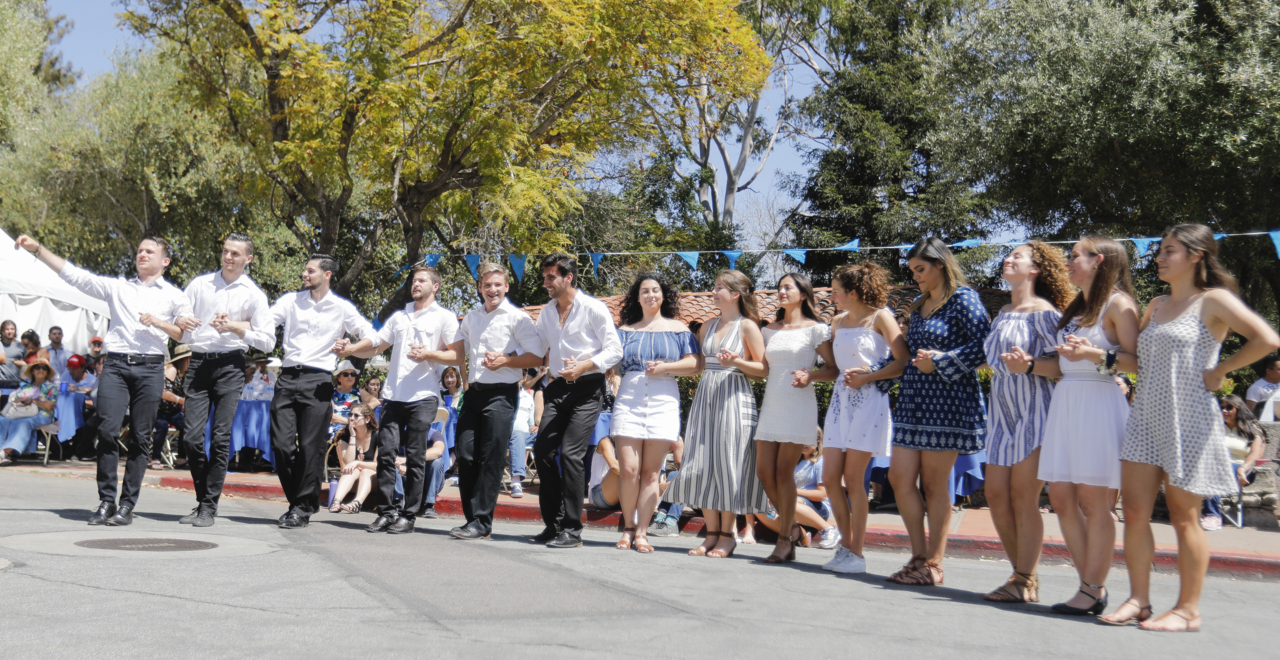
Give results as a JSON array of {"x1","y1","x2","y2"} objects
[{"x1": 662, "y1": 317, "x2": 770, "y2": 514}]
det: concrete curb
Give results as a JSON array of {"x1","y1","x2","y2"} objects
[{"x1": 15, "y1": 466, "x2": 1280, "y2": 581}]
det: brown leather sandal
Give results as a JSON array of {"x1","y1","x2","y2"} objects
[
  {"x1": 707, "y1": 534, "x2": 736, "y2": 558},
  {"x1": 689, "y1": 531, "x2": 718, "y2": 556},
  {"x1": 616, "y1": 527, "x2": 635, "y2": 550},
  {"x1": 633, "y1": 534, "x2": 654, "y2": 554},
  {"x1": 895, "y1": 560, "x2": 944, "y2": 586},
  {"x1": 886, "y1": 555, "x2": 926, "y2": 583},
  {"x1": 984, "y1": 571, "x2": 1038, "y2": 603}
]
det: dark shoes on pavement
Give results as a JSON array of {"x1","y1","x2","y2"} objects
[
  {"x1": 106, "y1": 506, "x2": 134, "y2": 526},
  {"x1": 529, "y1": 527, "x2": 559, "y2": 544},
  {"x1": 366, "y1": 514, "x2": 399, "y2": 533},
  {"x1": 387, "y1": 516, "x2": 415, "y2": 535},
  {"x1": 179, "y1": 507, "x2": 201, "y2": 524},
  {"x1": 87, "y1": 502, "x2": 117, "y2": 526},
  {"x1": 180, "y1": 506, "x2": 217, "y2": 527},
  {"x1": 546, "y1": 530, "x2": 582, "y2": 549},
  {"x1": 279, "y1": 513, "x2": 309, "y2": 529},
  {"x1": 450, "y1": 520, "x2": 490, "y2": 540},
  {"x1": 420, "y1": 505, "x2": 438, "y2": 519}
]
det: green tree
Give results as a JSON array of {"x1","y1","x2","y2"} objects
[{"x1": 0, "y1": 0, "x2": 45, "y2": 142}]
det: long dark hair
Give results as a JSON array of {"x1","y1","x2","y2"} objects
[
  {"x1": 1162, "y1": 224, "x2": 1238, "y2": 294},
  {"x1": 1220, "y1": 394, "x2": 1263, "y2": 446},
  {"x1": 334, "y1": 403, "x2": 380, "y2": 444},
  {"x1": 1058, "y1": 235, "x2": 1136, "y2": 331},
  {"x1": 775, "y1": 272, "x2": 819, "y2": 324},
  {"x1": 619, "y1": 271, "x2": 681, "y2": 326}
]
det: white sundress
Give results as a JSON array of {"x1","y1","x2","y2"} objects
[
  {"x1": 823, "y1": 313, "x2": 893, "y2": 456},
  {"x1": 756, "y1": 324, "x2": 832, "y2": 445}
]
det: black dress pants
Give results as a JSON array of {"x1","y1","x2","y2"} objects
[
  {"x1": 375, "y1": 397, "x2": 438, "y2": 518},
  {"x1": 456, "y1": 382, "x2": 518, "y2": 534},
  {"x1": 532, "y1": 374, "x2": 604, "y2": 535},
  {"x1": 182, "y1": 352, "x2": 247, "y2": 511},
  {"x1": 95, "y1": 356, "x2": 164, "y2": 508},
  {"x1": 270, "y1": 368, "x2": 334, "y2": 518}
]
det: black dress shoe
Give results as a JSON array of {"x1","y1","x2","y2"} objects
[
  {"x1": 106, "y1": 506, "x2": 134, "y2": 526},
  {"x1": 420, "y1": 505, "x2": 438, "y2": 519},
  {"x1": 179, "y1": 506, "x2": 201, "y2": 524},
  {"x1": 529, "y1": 527, "x2": 559, "y2": 543},
  {"x1": 279, "y1": 513, "x2": 309, "y2": 529},
  {"x1": 450, "y1": 521, "x2": 490, "y2": 540},
  {"x1": 88, "y1": 502, "x2": 116, "y2": 526},
  {"x1": 366, "y1": 514, "x2": 398, "y2": 533},
  {"x1": 546, "y1": 530, "x2": 582, "y2": 548},
  {"x1": 387, "y1": 517, "x2": 415, "y2": 534},
  {"x1": 192, "y1": 508, "x2": 216, "y2": 528}
]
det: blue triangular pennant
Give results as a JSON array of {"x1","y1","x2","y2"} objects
[
  {"x1": 835, "y1": 238, "x2": 861, "y2": 252},
  {"x1": 721, "y1": 250, "x2": 743, "y2": 270},
  {"x1": 424, "y1": 254, "x2": 442, "y2": 268},
  {"x1": 780, "y1": 249, "x2": 806, "y2": 264},
  {"x1": 675, "y1": 251, "x2": 699, "y2": 269},
  {"x1": 1270, "y1": 232, "x2": 1280, "y2": 260},
  {"x1": 950, "y1": 238, "x2": 981, "y2": 249},
  {"x1": 589, "y1": 252, "x2": 604, "y2": 277},
  {"x1": 1214, "y1": 233, "x2": 1227, "y2": 240},
  {"x1": 1130, "y1": 238, "x2": 1157, "y2": 257},
  {"x1": 464, "y1": 254, "x2": 480, "y2": 280},
  {"x1": 508, "y1": 254, "x2": 526, "y2": 283},
  {"x1": 391, "y1": 264, "x2": 410, "y2": 280}
]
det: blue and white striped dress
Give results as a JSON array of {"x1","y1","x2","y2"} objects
[{"x1": 983, "y1": 308, "x2": 1061, "y2": 466}]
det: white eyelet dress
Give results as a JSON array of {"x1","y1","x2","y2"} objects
[
  {"x1": 756, "y1": 324, "x2": 833, "y2": 444},
  {"x1": 823, "y1": 315, "x2": 893, "y2": 456},
  {"x1": 1121, "y1": 297, "x2": 1237, "y2": 497},
  {"x1": 983, "y1": 308, "x2": 1061, "y2": 467},
  {"x1": 1038, "y1": 295, "x2": 1129, "y2": 488}
]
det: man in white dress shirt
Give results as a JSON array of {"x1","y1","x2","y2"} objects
[
  {"x1": 177, "y1": 233, "x2": 276, "y2": 527},
  {"x1": 15, "y1": 234, "x2": 195, "y2": 526},
  {"x1": 267, "y1": 253, "x2": 378, "y2": 529},
  {"x1": 337, "y1": 265, "x2": 459, "y2": 535},
  {"x1": 444, "y1": 262, "x2": 544, "y2": 540},
  {"x1": 530, "y1": 253, "x2": 623, "y2": 548}
]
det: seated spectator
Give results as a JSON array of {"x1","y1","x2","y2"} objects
[
  {"x1": 587, "y1": 436, "x2": 621, "y2": 511},
  {"x1": 0, "y1": 359, "x2": 58, "y2": 465},
  {"x1": 440, "y1": 365, "x2": 465, "y2": 484},
  {"x1": 45, "y1": 326, "x2": 71, "y2": 378},
  {"x1": 330, "y1": 403, "x2": 379, "y2": 513},
  {"x1": 394, "y1": 420, "x2": 446, "y2": 507},
  {"x1": 152, "y1": 344, "x2": 190, "y2": 469},
  {"x1": 329, "y1": 360, "x2": 361, "y2": 437},
  {"x1": 86, "y1": 336, "x2": 104, "y2": 362},
  {"x1": 421, "y1": 413, "x2": 451, "y2": 518},
  {"x1": 241, "y1": 353, "x2": 275, "y2": 401},
  {"x1": 508, "y1": 368, "x2": 541, "y2": 499},
  {"x1": 1202, "y1": 395, "x2": 1267, "y2": 530},
  {"x1": 0, "y1": 320, "x2": 23, "y2": 393},
  {"x1": 16, "y1": 330, "x2": 49, "y2": 370},
  {"x1": 647, "y1": 436, "x2": 685, "y2": 537},
  {"x1": 64, "y1": 355, "x2": 96, "y2": 393},
  {"x1": 360, "y1": 375, "x2": 383, "y2": 409},
  {"x1": 747, "y1": 429, "x2": 841, "y2": 549}
]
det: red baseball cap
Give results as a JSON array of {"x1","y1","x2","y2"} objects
[
  {"x1": 67, "y1": 354, "x2": 86, "y2": 369},
  {"x1": 90, "y1": 336, "x2": 104, "y2": 344}
]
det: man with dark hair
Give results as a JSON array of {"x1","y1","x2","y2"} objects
[
  {"x1": 338, "y1": 264, "x2": 460, "y2": 535},
  {"x1": 529, "y1": 253, "x2": 622, "y2": 548},
  {"x1": 442, "y1": 262, "x2": 544, "y2": 540},
  {"x1": 45, "y1": 326, "x2": 70, "y2": 377},
  {"x1": 1245, "y1": 355, "x2": 1280, "y2": 413},
  {"x1": 14, "y1": 234, "x2": 195, "y2": 526},
  {"x1": 0, "y1": 320, "x2": 22, "y2": 391},
  {"x1": 177, "y1": 233, "x2": 276, "y2": 527},
  {"x1": 266, "y1": 253, "x2": 377, "y2": 529}
]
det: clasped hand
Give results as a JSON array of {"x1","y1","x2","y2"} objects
[
  {"x1": 842, "y1": 366, "x2": 872, "y2": 389},
  {"x1": 482, "y1": 351, "x2": 507, "y2": 370},
  {"x1": 790, "y1": 369, "x2": 812, "y2": 388},
  {"x1": 912, "y1": 349, "x2": 941, "y2": 374},
  {"x1": 560, "y1": 357, "x2": 590, "y2": 382},
  {"x1": 1056, "y1": 335, "x2": 1101, "y2": 363},
  {"x1": 999, "y1": 346, "x2": 1034, "y2": 374}
]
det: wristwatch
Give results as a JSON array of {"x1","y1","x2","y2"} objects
[{"x1": 1095, "y1": 349, "x2": 1118, "y2": 376}]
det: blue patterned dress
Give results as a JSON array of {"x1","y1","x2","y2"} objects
[
  {"x1": 893, "y1": 286, "x2": 991, "y2": 454},
  {"x1": 983, "y1": 308, "x2": 1061, "y2": 466}
]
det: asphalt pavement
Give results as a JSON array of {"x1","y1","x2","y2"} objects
[{"x1": 1, "y1": 470, "x2": 1274, "y2": 659}]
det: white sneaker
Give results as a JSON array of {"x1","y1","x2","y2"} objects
[
  {"x1": 817, "y1": 525, "x2": 842, "y2": 550},
  {"x1": 1200, "y1": 514, "x2": 1223, "y2": 531},
  {"x1": 832, "y1": 551, "x2": 867, "y2": 574},
  {"x1": 822, "y1": 546, "x2": 850, "y2": 571}
]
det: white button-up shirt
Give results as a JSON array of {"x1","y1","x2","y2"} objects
[
  {"x1": 269, "y1": 290, "x2": 376, "y2": 371},
  {"x1": 535, "y1": 289, "x2": 622, "y2": 379},
  {"x1": 183, "y1": 270, "x2": 276, "y2": 353},
  {"x1": 453, "y1": 298, "x2": 544, "y2": 385},
  {"x1": 45, "y1": 345, "x2": 71, "y2": 377},
  {"x1": 378, "y1": 301, "x2": 460, "y2": 402},
  {"x1": 58, "y1": 262, "x2": 193, "y2": 356}
]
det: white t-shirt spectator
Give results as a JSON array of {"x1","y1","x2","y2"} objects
[
  {"x1": 588, "y1": 447, "x2": 610, "y2": 490},
  {"x1": 512, "y1": 387, "x2": 535, "y2": 433},
  {"x1": 1245, "y1": 378, "x2": 1279, "y2": 406}
]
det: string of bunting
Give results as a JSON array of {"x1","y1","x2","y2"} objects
[{"x1": 392, "y1": 231, "x2": 1279, "y2": 281}]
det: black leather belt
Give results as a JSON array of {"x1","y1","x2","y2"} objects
[
  {"x1": 191, "y1": 350, "x2": 244, "y2": 360},
  {"x1": 469, "y1": 381, "x2": 519, "y2": 391},
  {"x1": 106, "y1": 352, "x2": 164, "y2": 365},
  {"x1": 280, "y1": 365, "x2": 328, "y2": 375}
]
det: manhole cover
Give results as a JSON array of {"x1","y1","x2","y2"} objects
[{"x1": 73, "y1": 538, "x2": 219, "y2": 552}]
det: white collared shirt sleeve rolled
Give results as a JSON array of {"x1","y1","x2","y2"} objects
[
  {"x1": 513, "y1": 312, "x2": 545, "y2": 357},
  {"x1": 341, "y1": 303, "x2": 378, "y2": 343},
  {"x1": 585, "y1": 302, "x2": 622, "y2": 372},
  {"x1": 58, "y1": 262, "x2": 114, "y2": 300},
  {"x1": 439, "y1": 314, "x2": 460, "y2": 350},
  {"x1": 169, "y1": 287, "x2": 194, "y2": 322},
  {"x1": 244, "y1": 289, "x2": 277, "y2": 352}
]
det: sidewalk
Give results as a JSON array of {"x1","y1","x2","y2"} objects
[{"x1": 10, "y1": 460, "x2": 1280, "y2": 580}]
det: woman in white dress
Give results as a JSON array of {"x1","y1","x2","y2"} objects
[
  {"x1": 610, "y1": 272, "x2": 703, "y2": 553},
  {"x1": 1036, "y1": 236, "x2": 1140, "y2": 616},
  {"x1": 982, "y1": 241, "x2": 1072, "y2": 603},
  {"x1": 820, "y1": 262, "x2": 909, "y2": 574},
  {"x1": 1101, "y1": 225, "x2": 1279, "y2": 632},
  {"x1": 755, "y1": 272, "x2": 837, "y2": 564}
]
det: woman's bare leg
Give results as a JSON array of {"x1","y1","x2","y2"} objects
[
  {"x1": 614, "y1": 437, "x2": 642, "y2": 544},
  {"x1": 354, "y1": 469, "x2": 375, "y2": 506},
  {"x1": 634, "y1": 440, "x2": 668, "y2": 533},
  {"x1": 889, "y1": 448, "x2": 927, "y2": 559},
  {"x1": 1057, "y1": 484, "x2": 1114, "y2": 609},
  {"x1": 822, "y1": 448, "x2": 851, "y2": 549},
  {"x1": 767, "y1": 443, "x2": 807, "y2": 561},
  {"x1": 1101, "y1": 461, "x2": 1161, "y2": 624},
  {"x1": 920, "y1": 450, "x2": 959, "y2": 564},
  {"x1": 842, "y1": 450, "x2": 874, "y2": 556},
  {"x1": 332, "y1": 472, "x2": 359, "y2": 508},
  {"x1": 1049, "y1": 481, "x2": 1088, "y2": 587},
  {"x1": 755, "y1": 441, "x2": 781, "y2": 507},
  {"x1": 986, "y1": 464, "x2": 1018, "y2": 565},
  {"x1": 1142, "y1": 484, "x2": 1209, "y2": 630}
]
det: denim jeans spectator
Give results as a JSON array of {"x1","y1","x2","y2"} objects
[
  {"x1": 510, "y1": 430, "x2": 533, "y2": 478},
  {"x1": 153, "y1": 411, "x2": 185, "y2": 460},
  {"x1": 423, "y1": 452, "x2": 447, "y2": 507},
  {"x1": 0, "y1": 412, "x2": 55, "y2": 454}
]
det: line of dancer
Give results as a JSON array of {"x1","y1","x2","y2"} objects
[{"x1": 15, "y1": 222, "x2": 1276, "y2": 633}]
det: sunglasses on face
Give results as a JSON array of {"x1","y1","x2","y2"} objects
[
  {"x1": 340, "y1": 372, "x2": 357, "y2": 378},
  {"x1": 350, "y1": 413, "x2": 366, "y2": 420},
  {"x1": 1221, "y1": 405, "x2": 1236, "y2": 412}
]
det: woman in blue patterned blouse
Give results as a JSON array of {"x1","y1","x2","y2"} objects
[
  {"x1": 887, "y1": 237, "x2": 992, "y2": 586},
  {"x1": 610, "y1": 272, "x2": 703, "y2": 553}
]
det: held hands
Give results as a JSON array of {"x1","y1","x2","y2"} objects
[
  {"x1": 1203, "y1": 366, "x2": 1226, "y2": 393},
  {"x1": 407, "y1": 343, "x2": 429, "y2": 363},
  {"x1": 139, "y1": 313, "x2": 159, "y2": 327},
  {"x1": 1056, "y1": 335, "x2": 1102, "y2": 363},
  {"x1": 175, "y1": 316, "x2": 201, "y2": 333},
  {"x1": 482, "y1": 351, "x2": 508, "y2": 370},
  {"x1": 842, "y1": 366, "x2": 872, "y2": 390},
  {"x1": 716, "y1": 349, "x2": 741, "y2": 368},
  {"x1": 560, "y1": 356, "x2": 591, "y2": 383},
  {"x1": 1000, "y1": 346, "x2": 1035, "y2": 374},
  {"x1": 645, "y1": 360, "x2": 667, "y2": 377},
  {"x1": 912, "y1": 349, "x2": 941, "y2": 374},
  {"x1": 790, "y1": 369, "x2": 812, "y2": 388},
  {"x1": 331, "y1": 338, "x2": 352, "y2": 358},
  {"x1": 209, "y1": 313, "x2": 234, "y2": 334}
]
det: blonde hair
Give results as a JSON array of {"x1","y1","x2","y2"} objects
[
  {"x1": 1058, "y1": 236, "x2": 1136, "y2": 331},
  {"x1": 715, "y1": 270, "x2": 760, "y2": 323},
  {"x1": 806, "y1": 426, "x2": 824, "y2": 462},
  {"x1": 476, "y1": 262, "x2": 507, "y2": 286},
  {"x1": 906, "y1": 237, "x2": 968, "y2": 314}
]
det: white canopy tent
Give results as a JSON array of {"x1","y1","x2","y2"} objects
[{"x1": 0, "y1": 227, "x2": 111, "y2": 355}]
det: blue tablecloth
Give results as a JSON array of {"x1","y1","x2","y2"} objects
[
  {"x1": 442, "y1": 396, "x2": 459, "y2": 451},
  {"x1": 204, "y1": 399, "x2": 274, "y2": 466},
  {"x1": 55, "y1": 392, "x2": 87, "y2": 443}
]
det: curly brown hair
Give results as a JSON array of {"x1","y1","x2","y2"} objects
[
  {"x1": 833, "y1": 262, "x2": 890, "y2": 308},
  {"x1": 1022, "y1": 241, "x2": 1074, "y2": 311}
]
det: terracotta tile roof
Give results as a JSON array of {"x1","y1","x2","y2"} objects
[{"x1": 523, "y1": 287, "x2": 1011, "y2": 327}]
